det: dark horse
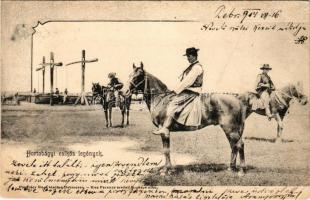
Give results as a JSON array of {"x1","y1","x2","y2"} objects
[
  {"x1": 239, "y1": 83, "x2": 308, "y2": 143},
  {"x1": 128, "y1": 63, "x2": 248, "y2": 175},
  {"x1": 92, "y1": 83, "x2": 131, "y2": 127}
]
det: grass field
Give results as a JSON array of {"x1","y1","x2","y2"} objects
[{"x1": 1, "y1": 102, "x2": 310, "y2": 186}]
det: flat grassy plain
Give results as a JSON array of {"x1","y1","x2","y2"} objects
[{"x1": 1, "y1": 102, "x2": 310, "y2": 186}]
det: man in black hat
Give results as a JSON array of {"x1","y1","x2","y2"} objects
[
  {"x1": 153, "y1": 47, "x2": 204, "y2": 135},
  {"x1": 255, "y1": 64, "x2": 275, "y2": 120}
]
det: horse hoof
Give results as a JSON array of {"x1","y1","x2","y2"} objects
[
  {"x1": 238, "y1": 170, "x2": 245, "y2": 177},
  {"x1": 275, "y1": 138, "x2": 282, "y2": 144},
  {"x1": 227, "y1": 166, "x2": 237, "y2": 172},
  {"x1": 159, "y1": 170, "x2": 166, "y2": 176},
  {"x1": 158, "y1": 168, "x2": 167, "y2": 176},
  {"x1": 158, "y1": 166, "x2": 172, "y2": 176}
]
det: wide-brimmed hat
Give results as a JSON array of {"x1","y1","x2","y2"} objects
[
  {"x1": 260, "y1": 64, "x2": 272, "y2": 70},
  {"x1": 108, "y1": 72, "x2": 116, "y2": 78},
  {"x1": 183, "y1": 47, "x2": 199, "y2": 56}
]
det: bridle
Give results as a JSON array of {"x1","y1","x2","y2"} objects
[{"x1": 129, "y1": 73, "x2": 148, "y2": 94}]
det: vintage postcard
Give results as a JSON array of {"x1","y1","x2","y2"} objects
[{"x1": 1, "y1": 1, "x2": 309, "y2": 199}]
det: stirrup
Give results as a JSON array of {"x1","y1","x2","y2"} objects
[
  {"x1": 152, "y1": 128, "x2": 169, "y2": 135},
  {"x1": 267, "y1": 114, "x2": 274, "y2": 121}
]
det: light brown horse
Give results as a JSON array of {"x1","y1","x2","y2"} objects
[
  {"x1": 239, "y1": 83, "x2": 308, "y2": 143},
  {"x1": 128, "y1": 63, "x2": 247, "y2": 175}
]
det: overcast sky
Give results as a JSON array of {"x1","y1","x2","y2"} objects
[{"x1": 32, "y1": 21, "x2": 309, "y2": 94}]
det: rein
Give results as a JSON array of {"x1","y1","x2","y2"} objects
[{"x1": 129, "y1": 74, "x2": 171, "y2": 95}]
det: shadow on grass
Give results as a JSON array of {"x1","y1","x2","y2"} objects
[
  {"x1": 244, "y1": 137, "x2": 294, "y2": 143},
  {"x1": 112, "y1": 124, "x2": 125, "y2": 128},
  {"x1": 142, "y1": 163, "x2": 309, "y2": 186},
  {"x1": 142, "y1": 163, "x2": 229, "y2": 186}
]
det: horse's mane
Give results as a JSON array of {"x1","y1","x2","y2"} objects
[
  {"x1": 209, "y1": 92, "x2": 239, "y2": 96},
  {"x1": 145, "y1": 71, "x2": 171, "y2": 93},
  {"x1": 279, "y1": 83, "x2": 296, "y2": 92}
]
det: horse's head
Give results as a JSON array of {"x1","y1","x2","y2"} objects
[
  {"x1": 91, "y1": 82, "x2": 97, "y2": 93},
  {"x1": 128, "y1": 62, "x2": 145, "y2": 93},
  {"x1": 92, "y1": 82, "x2": 101, "y2": 94},
  {"x1": 292, "y1": 82, "x2": 308, "y2": 105}
]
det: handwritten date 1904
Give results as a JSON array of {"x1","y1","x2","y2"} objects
[{"x1": 215, "y1": 5, "x2": 282, "y2": 23}]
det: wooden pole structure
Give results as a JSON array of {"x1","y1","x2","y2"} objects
[
  {"x1": 82, "y1": 50, "x2": 85, "y2": 93},
  {"x1": 66, "y1": 50, "x2": 98, "y2": 106},
  {"x1": 39, "y1": 52, "x2": 62, "y2": 106},
  {"x1": 36, "y1": 56, "x2": 46, "y2": 93},
  {"x1": 50, "y1": 52, "x2": 54, "y2": 106},
  {"x1": 42, "y1": 57, "x2": 45, "y2": 93},
  {"x1": 81, "y1": 50, "x2": 86, "y2": 104}
]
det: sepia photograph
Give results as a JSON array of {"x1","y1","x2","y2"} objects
[{"x1": 1, "y1": 1, "x2": 309, "y2": 199}]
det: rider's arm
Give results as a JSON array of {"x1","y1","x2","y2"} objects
[
  {"x1": 174, "y1": 65, "x2": 203, "y2": 94},
  {"x1": 255, "y1": 74, "x2": 262, "y2": 91},
  {"x1": 116, "y1": 82, "x2": 124, "y2": 87},
  {"x1": 114, "y1": 79, "x2": 124, "y2": 89},
  {"x1": 270, "y1": 80, "x2": 275, "y2": 90}
]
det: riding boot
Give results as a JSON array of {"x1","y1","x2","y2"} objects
[
  {"x1": 152, "y1": 116, "x2": 173, "y2": 135},
  {"x1": 265, "y1": 106, "x2": 273, "y2": 121}
]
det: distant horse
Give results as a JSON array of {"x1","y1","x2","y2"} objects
[
  {"x1": 1, "y1": 92, "x2": 20, "y2": 105},
  {"x1": 92, "y1": 83, "x2": 104, "y2": 105},
  {"x1": 239, "y1": 83, "x2": 308, "y2": 143},
  {"x1": 127, "y1": 63, "x2": 247, "y2": 175},
  {"x1": 92, "y1": 83, "x2": 131, "y2": 127}
]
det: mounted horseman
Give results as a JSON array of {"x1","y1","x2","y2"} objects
[
  {"x1": 254, "y1": 64, "x2": 276, "y2": 120},
  {"x1": 107, "y1": 72, "x2": 124, "y2": 107},
  {"x1": 153, "y1": 47, "x2": 204, "y2": 135},
  {"x1": 128, "y1": 56, "x2": 247, "y2": 175},
  {"x1": 240, "y1": 63, "x2": 308, "y2": 142}
]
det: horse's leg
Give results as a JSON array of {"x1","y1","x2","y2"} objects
[
  {"x1": 238, "y1": 108, "x2": 247, "y2": 176},
  {"x1": 126, "y1": 108, "x2": 130, "y2": 125},
  {"x1": 237, "y1": 138, "x2": 245, "y2": 176},
  {"x1": 160, "y1": 131, "x2": 171, "y2": 175},
  {"x1": 275, "y1": 113, "x2": 284, "y2": 143},
  {"x1": 221, "y1": 125, "x2": 239, "y2": 173},
  {"x1": 109, "y1": 105, "x2": 113, "y2": 127},
  {"x1": 104, "y1": 109, "x2": 109, "y2": 127},
  {"x1": 237, "y1": 123, "x2": 246, "y2": 176},
  {"x1": 103, "y1": 101, "x2": 109, "y2": 127},
  {"x1": 121, "y1": 105, "x2": 125, "y2": 127},
  {"x1": 229, "y1": 142, "x2": 238, "y2": 172}
]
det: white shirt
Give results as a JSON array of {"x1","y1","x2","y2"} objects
[{"x1": 174, "y1": 62, "x2": 203, "y2": 94}]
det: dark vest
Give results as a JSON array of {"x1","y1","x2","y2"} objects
[
  {"x1": 109, "y1": 77, "x2": 123, "y2": 90},
  {"x1": 181, "y1": 61, "x2": 203, "y2": 88},
  {"x1": 256, "y1": 73, "x2": 275, "y2": 94}
]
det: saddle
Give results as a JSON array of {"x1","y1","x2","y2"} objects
[
  {"x1": 249, "y1": 91, "x2": 287, "y2": 111},
  {"x1": 249, "y1": 92, "x2": 265, "y2": 110},
  {"x1": 171, "y1": 92, "x2": 214, "y2": 127}
]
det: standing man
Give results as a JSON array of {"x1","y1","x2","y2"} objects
[
  {"x1": 153, "y1": 47, "x2": 204, "y2": 135},
  {"x1": 63, "y1": 88, "x2": 68, "y2": 103},
  {"x1": 255, "y1": 64, "x2": 275, "y2": 120},
  {"x1": 55, "y1": 88, "x2": 60, "y2": 95}
]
